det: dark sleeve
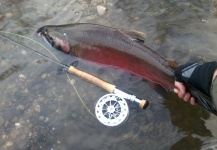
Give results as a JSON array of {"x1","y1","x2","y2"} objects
[{"x1": 174, "y1": 62, "x2": 217, "y2": 96}]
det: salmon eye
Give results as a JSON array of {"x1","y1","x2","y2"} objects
[{"x1": 42, "y1": 28, "x2": 48, "y2": 35}]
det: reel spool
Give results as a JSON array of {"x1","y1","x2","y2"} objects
[{"x1": 95, "y1": 94, "x2": 129, "y2": 126}]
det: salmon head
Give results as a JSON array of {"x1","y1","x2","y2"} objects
[{"x1": 37, "y1": 26, "x2": 70, "y2": 53}]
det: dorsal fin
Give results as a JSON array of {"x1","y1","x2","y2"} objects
[
  {"x1": 166, "y1": 60, "x2": 178, "y2": 69},
  {"x1": 120, "y1": 29, "x2": 146, "y2": 43}
]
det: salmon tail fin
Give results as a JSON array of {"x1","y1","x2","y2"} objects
[
  {"x1": 120, "y1": 29, "x2": 146, "y2": 43},
  {"x1": 185, "y1": 84, "x2": 217, "y2": 116}
]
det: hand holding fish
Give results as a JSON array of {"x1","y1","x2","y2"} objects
[
  {"x1": 174, "y1": 61, "x2": 217, "y2": 110},
  {"x1": 174, "y1": 81, "x2": 196, "y2": 105}
]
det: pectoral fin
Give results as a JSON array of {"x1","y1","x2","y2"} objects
[
  {"x1": 166, "y1": 60, "x2": 178, "y2": 69},
  {"x1": 56, "y1": 55, "x2": 79, "y2": 75},
  {"x1": 120, "y1": 29, "x2": 146, "y2": 43}
]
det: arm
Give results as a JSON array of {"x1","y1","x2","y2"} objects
[{"x1": 174, "y1": 61, "x2": 217, "y2": 104}]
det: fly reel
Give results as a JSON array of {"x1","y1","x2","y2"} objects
[{"x1": 95, "y1": 94, "x2": 129, "y2": 127}]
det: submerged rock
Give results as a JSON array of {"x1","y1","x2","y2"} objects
[
  {"x1": 35, "y1": 105, "x2": 41, "y2": 112},
  {"x1": 4, "y1": 141, "x2": 13, "y2": 148},
  {"x1": 97, "y1": 5, "x2": 106, "y2": 16},
  {"x1": 5, "y1": 12, "x2": 13, "y2": 17}
]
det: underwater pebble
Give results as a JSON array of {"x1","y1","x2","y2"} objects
[
  {"x1": 0, "y1": 60, "x2": 7, "y2": 67},
  {"x1": 5, "y1": 141, "x2": 13, "y2": 147},
  {"x1": 39, "y1": 116, "x2": 44, "y2": 121},
  {"x1": 21, "y1": 50, "x2": 27, "y2": 55},
  {"x1": 71, "y1": 113, "x2": 78, "y2": 119},
  {"x1": 24, "y1": 89, "x2": 29, "y2": 93},
  {"x1": 39, "y1": 116, "x2": 49, "y2": 122},
  {"x1": 19, "y1": 74, "x2": 26, "y2": 79},
  {"x1": 133, "y1": 17, "x2": 140, "y2": 21},
  {"x1": 28, "y1": 132, "x2": 32, "y2": 137},
  {"x1": 15, "y1": 122, "x2": 21, "y2": 128},
  {"x1": 35, "y1": 105, "x2": 41, "y2": 112},
  {"x1": 2, "y1": 134, "x2": 7, "y2": 139},
  {"x1": 41, "y1": 73, "x2": 47, "y2": 79},
  {"x1": 97, "y1": 5, "x2": 106, "y2": 16},
  {"x1": 17, "y1": 104, "x2": 25, "y2": 110},
  {"x1": 44, "y1": 117, "x2": 49, "y2": 122},
  {"x1": 57, "y1": 140, "x2": 61, "y2": 144},
  {"x1": 5, "y1": 12, "x2": 13, "y2": 17},
  {"x1": 201, "y1": 19, "x2": 208, "y2": 23},
  {"x1": 10, "y1": 129, "x2": 19, "y2": 139}
]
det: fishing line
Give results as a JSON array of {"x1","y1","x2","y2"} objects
[{"x1": 0, "y1": 31, "x2": 96, "y2": 118}]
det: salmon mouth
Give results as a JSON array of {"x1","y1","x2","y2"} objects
[
  {"x1": 37, "y1": 27, "x2": 47, "y2": 36},
  {"x1": 36, "y1": 27, "x2": 55, "y2": 47},
  {"x1": 36, "y1": 26, "x2": 70, "y2": 53}
]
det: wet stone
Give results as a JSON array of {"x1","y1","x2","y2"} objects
[
  {"x1": 19, "y1": 74, "x2": 26, "y2": 79},
  {"x1": 21, "y1": 50, "x2": 27, "y2": 55},
  {"x1": 97, "y1": 5, "x2": 106, "y2": 16},
  {"x1": 133, "y1": 17, "x2": 140, "y2": 21},
  {"x1": 17, "y1": 104, "x2": 25, "y2": 110},
  {"x1": 71, "y1": 113, "x2": 78, "y2": 119},
  {"x1": 5, "y1": 12, "x2": 13, "y2": 17},
  {"x1": 35, "y1": 105, "x2": 41, "y2": 112},
  {"x1": 10, "y1": 129, "x2": 19, "y2": 139},
  {"x1": 15, "y1": 122, "x2": 21, "y2": 128},
  {"x1": 2, "y1": 134, "x2": 7, "y2": 140},
  {"x1": 4, "y1": 141, "x2": 13, "y2": 148},
  {"x1": 39, "y1": 116, "x2": 49, "y2": 122},
  {"x1": 41, "y1": 73, "x2": 47, "y2": 79}
]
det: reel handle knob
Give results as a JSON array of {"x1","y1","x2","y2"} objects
[{"x1": 139, "y1": 99, "x2": 149, "y2": 109}]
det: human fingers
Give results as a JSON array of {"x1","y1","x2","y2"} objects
[
  {"x1": 174, "y1": 81, "x2": 186, "y2": 99},
  {"x1": 183, "y1": 92, "x2": 191, "y2": 102},
  {"x1": 189, "y1": 97, "x2": 196, "y2": 105}
]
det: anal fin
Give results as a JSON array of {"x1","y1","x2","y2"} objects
[{"x1": 55, "y1": 55, "x2": 79, "y2": 75}]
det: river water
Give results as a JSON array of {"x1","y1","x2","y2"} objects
[{"x1": 0, "y1": 0, "x2": 217, "y2": 150}]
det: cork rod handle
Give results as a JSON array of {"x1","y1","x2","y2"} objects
[{"x1": 68, "y1": 66, "x2": 116, "y2": 93}]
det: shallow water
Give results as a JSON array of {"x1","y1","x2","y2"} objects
[{"x1": 0, "y1": 0, "x2": 217, "y2": 149}]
